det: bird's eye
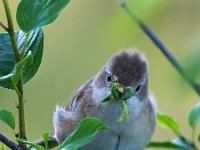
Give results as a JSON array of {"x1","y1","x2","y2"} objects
[
  {"x1": 106, "y1": 75, "x2": 112, "y2": 82},
  {"x1": 135, "y1": 85, "x2": 142, "y2": 93}
]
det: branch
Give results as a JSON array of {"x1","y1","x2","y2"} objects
[
  {"x1": 2, "y1": 0, "x2": 21, "y2": 62},
  {"x1": 17, "y1": 76, "x2": 26, "y2": 141},
  {"x1": 119, "y1": 0, "x2": 200, "y2": 96},
  {"x1": 0, "y1": 21, "x2": 8, "y2": 31},
  {"x1": 179, "y1": 135, "x2": 199, "y2": 150},
  {"x1": 2, "y1": 0, "x2": 27, "y2": 149},
  {"x1": 0, "y1": 133, "x2": 22, "y2": 150}
]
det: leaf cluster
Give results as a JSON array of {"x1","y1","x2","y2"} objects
[
  {"x1": 149, "y1": 106, "x2": 200, "y2": 150},
  {"x1": 1, "y1": 0, "x2": 200, "y2": 150},
  {"x1": 0, "y1": 0, "x2": 110, "y2": 150}
]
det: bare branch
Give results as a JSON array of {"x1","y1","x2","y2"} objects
[
  {"x1": 119, "y1": 1, "x2": 200, "y2": 96},
  {"x1": 0, "y1": 21, "x2": 8, "y2": 31},
  {"x1": 0, "y1": 133, "x2": 22, "y2": 150}
]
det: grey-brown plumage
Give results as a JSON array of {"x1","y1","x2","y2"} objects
[
  {"x1": 110, "y1": 51, "x2": 147, "y2": 86},
  {"x1": 54, "y1": 51, "x2": 156, "y2": 150}
]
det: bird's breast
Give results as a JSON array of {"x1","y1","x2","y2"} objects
[{"x1": 84, "y1": 96, "x2": 156, "y2": 150}]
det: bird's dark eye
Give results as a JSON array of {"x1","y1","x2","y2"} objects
[
  {"x1": 106, "y1": 75, "x2": 112, "y2": 82},
  {"x1": 135, "y1": 85, "x2": 142, "y2": 93}
]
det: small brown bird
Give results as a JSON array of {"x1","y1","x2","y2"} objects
[{"x1": 53, "y1": 51, "x2": 156, "y2": 150}]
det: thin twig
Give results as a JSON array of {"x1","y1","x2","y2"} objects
[
  {"x1": 11, "y1": 79, "x2": 21, "y2": 96},
  {"x1": 0, "y1": 133, "x2": 22, "y2": 150},
  {"x1": 0, "y1": 21, "x2": 8, "y2": 31},
  {"x1": 179, "y1": 135, "x2": 199, "y2": 150},
  {"x1": 119, "y1": 0, "x2": 200, "y2": 96},
  {"x1": 2, "y1": 0, "x2": 27, "y2": 149},
  {"x1": 2, "y1": 0, "x2": 21, "y2": 62},
  {"x1": 17, "y1": 74, "x2": 26, "y2": 139}
]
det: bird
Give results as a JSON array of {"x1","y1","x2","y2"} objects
[{"x1": 53, "y1": 51, "x2": 156, "y2": 150}]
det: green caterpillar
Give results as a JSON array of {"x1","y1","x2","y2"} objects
[{"x1": 102, "y1": 83, "x2": 134, "y2": 123}]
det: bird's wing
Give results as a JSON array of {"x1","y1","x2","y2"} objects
[{"x1": 65, "y1": 77, "x2": 94, "y2": 111}]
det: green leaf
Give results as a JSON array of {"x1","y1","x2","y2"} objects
[
  {"x1": 172, "y1": 139, "x2": 193, "y2": 150},
  {"x1": 17, "y1": 138, "x2": 45, "y2": 150},
  {"x1": 0, "y1": 145, "x2": 5, "y2": 150},
  {"x1": 157, "y1": 112, "x2": 180, "y2": 135},
  {"x1": 0, "y1": 51, "x2": 33, "y2": 84},
  {"x1": 188, "y1": 102, "x2": 200, "y2": 129},
  {"x1": 58, "y1": 117, "x2": 109, "y2": 150},
  {"x1": 198, "y1": 134, "x2": 200, "y2": 142},
  {"x1": 148, "y1": 141, "x2": 183, "y2": 149},
  {"x1": 148, "y1": 139, "x2": 193, "y2": 150},
  {"x1": 0, "y1": 28, "x2": 44, "y2": 89},
  {"x1": 42, "y1": 132, "x2": 49, "y2": 149},
  {"x1": 0, "y1": 109, "x2": 15, "y2": 130},
  {"x1": 16, "y1": 0, "x2": 71, "y2": 32},
  {"x1": 184, "y1": 49, "x2": 200, "y2": 80}
]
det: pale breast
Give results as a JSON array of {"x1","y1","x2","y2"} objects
[{"x1": 80, "y1": 96, "x2": 156, "y2": 150}]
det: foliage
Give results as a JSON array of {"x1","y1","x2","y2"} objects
[
  {"x1": 156, "y1": 112, "x2": 180, "y2": 135},
  {"x1": 0, "y1": 109, "x2": 15, "y2": 130},
  {"x1": 0, "y1": 0, "x2": 108, "y2": 150},
  {"x1": 150, "y1": 111, "x2": 197, "y2": 149},
  {"x1": 119, "y1": 0, "x2": 200, "y2": 149},
  {"x1": 17, "y1": 0, "x2": 71, "y2": 32},
  {"x1": 188, "y1": 102, "x2": 200, "y2": 130},
  {"x1": 0, "y1": 50, "x2": 33, "y2": 89},
  {"x1": 0, "y1": 0, "x2": 200, "y2": 150},
  {"x1": 42, "y1": 132, "x2": 49, "y2": 149},
  {"x1": 16, "y1": 118, "x2": 108, "y2": 150},
  {"x1": 58, "y1": 117, "x2": 109, "y2": 150}
]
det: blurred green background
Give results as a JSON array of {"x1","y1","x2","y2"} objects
[{"x1": 1, "y1": 0, "x2": 200, "y2": 149}]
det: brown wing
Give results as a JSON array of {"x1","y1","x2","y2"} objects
[{"x1": 65, "y1": 77, "x2": 94, "y2": 111}]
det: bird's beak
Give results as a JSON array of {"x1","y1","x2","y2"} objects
[{"x1": 111, "y1": 83, "x2": 134, "y2": 100}]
